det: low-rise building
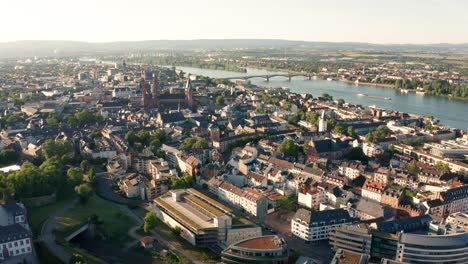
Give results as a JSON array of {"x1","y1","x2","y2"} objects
[
  {"x1": 221, "y1": 235, "x2": 289, "y2": 264},
  {"x1": 151, "y1": 189, "x2": 260, "y2": 247},
  {"x1": 396, "y1": 232, "x2": 468, "y2": 264},
  {"x1": 291, "y1": 208, "x2": 358, "y2": 242},
  {"x1": 361, "y1": 179, "x2": 384, "y2": 203},
  {"x1": 329, "y1": 224, "x2": 372, "y2": 255},
  {"x1": 208, "y1": 178, "x2": 268, "y2": 219},
  {"x1": 330, "y1": 248, "x2": 369, "y2": 264}
]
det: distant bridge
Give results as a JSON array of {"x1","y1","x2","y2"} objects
[{"x1": 224, "y1": 73, "x2": 316, "y2": 82}]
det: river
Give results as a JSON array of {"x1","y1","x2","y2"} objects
[{"x1": 175, "y1": 66, "x2": 468, "y2": 130}]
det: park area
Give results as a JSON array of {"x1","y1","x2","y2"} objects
[{"x1": 55, "y1": 195, "x2": 137, "y2": 263}]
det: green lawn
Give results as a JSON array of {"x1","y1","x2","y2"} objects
[
  {"x1": 27, "y1": 194, "x2": 75, "y2": 237},
  {"x1": 153, "y1": 220, "x2": 220, "y2": 262},
  {"x1": 140, "y1": 209, "x2": 220, "y2": 263},
  {"x1": 56, "y1": 195, "x2": 136, "y2": 246},
  {"x1": 404, "y1": 189, "x2": 416, "y2": 198}
]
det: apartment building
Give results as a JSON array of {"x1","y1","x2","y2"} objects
[
  {"x1": 207, "y1": 178, "x2": 268, "y2": 220},
  {"x1": 291, "y1": 208, "x2": 358, "y2": 242}
]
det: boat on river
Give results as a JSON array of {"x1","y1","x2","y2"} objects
[{"x1": 357, "y1": 93, "x2": 391, "y2": 100}]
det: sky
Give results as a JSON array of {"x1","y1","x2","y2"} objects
[{"x1": 1, "y1": 0, "x2": 467, "y2": 44}]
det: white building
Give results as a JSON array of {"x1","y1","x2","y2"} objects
[
  {"x1": 291, "y1": 208, "x2": 358, "y2": 242},
  {"x1": 318, "y1": 111, "x2": 327, "y2": 132}
]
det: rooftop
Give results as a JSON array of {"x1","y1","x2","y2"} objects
[
  {"x1": 235, "y1": 235, "x2": 285, "y2": 250},
  {"x1": 155, "y1": 190, "x2": 231, "y2": 231},
  {"x1": 399, "y1": 231, "x2": 468, "y2": 247}
]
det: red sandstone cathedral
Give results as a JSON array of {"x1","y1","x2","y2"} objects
[{"x1": 140, "y1": 71, "x2": 194, "y2": 110}]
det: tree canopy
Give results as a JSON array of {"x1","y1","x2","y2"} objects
[
  {"x1": 42, "y1": 139, "x2": 74, "y2": 160},
  {"x1": 143, "y1": 211, "x2": 159, "y2": 233},
  {"x1": 0, "y1": 149, "x2": 20, "y2": 166},
  {"x1": 75, "y1": 183, "x2": 93, "y2": 204},
  {"x1": 180, "y1": 137, "x2": 208, "y2": 150},
  {"x1": 277, "y1": 138, "x2": 299, "y2": 158}
]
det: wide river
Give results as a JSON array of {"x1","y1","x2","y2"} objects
[{"x1": 176, "y1": 66, "x2": 468, "y2": 130}]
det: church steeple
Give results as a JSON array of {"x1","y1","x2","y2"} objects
[
  {"x1": 185, "y1": 77, "x2": 194, "y2": 109},
  {"x1": 140, "y1": 78, "x2": 147, "y2": 107},
  {"x1": 151, "y1": 72, "x2": 160, "y2": 97}
]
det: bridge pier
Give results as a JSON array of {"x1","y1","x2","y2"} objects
[
  {"x1": 288, "y1": 75, "x2": 291, "y2": 81},
  {"x1": 264, "y1": 75, "x2": 269, "y2": 82},
  {"x1": 307, "y1": 74, "x2": 311, "y2": 80}
]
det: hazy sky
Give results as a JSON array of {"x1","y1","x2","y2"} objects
[{"x1": 1, "y1": 0, "x2": 467, "y2": 44}]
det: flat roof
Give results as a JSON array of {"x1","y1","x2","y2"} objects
[
  {"x1": 400, "y1": 232, "x2": 468, "y2": 247},
  {"x1": 332, "y1": 249, "x2": 366, "y2": 264},
  {"x1": 156, "y1": 191, "x2": 231, "y2": 231},
  {"x1": 187, "y1": 188, "x2": 233, "y2": 213},
  {"x1": 234, "y1": 235, "x2": 284, "y2": 250}
]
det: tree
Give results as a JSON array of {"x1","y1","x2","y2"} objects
[
  {"x1": 42, "y1": 139, "x2": 73, "y2": 160},
  {"x1": 288, "y1": 115, "x2": 299, "y2": 124},
  {"x1": 169, "y1": 173, "x2": 193, "y2": 189},
  {"x1": 63, "y1": 113, "x2": 77, "y2": 124},
  {"x1": 282, "y1": 101, "x2": 291, "y2": 111},
  {"x1": 125, "y1": 131, "x2": 138, "y2": 146},
  {"x1": 337, "y1": 98, "x2": 345, "y2": 107},
  {"x1": 143, "y1": 212, "x2": 159, "y2": 233},
  {"x1": 276, "y1": 195, "x2": 295, "y2": 211},
  {"x1": 76, "y1": 109, "x2": 96, "y2": 124},
  {"x1": 67, "y1": 167, "x2": 84, "y2": 186},
  {"x1": 136, "y1": 130, "x2": 151, "y2": 146},
  {"x1": 434, "y1": 161, "x2": 450, "y2": 171},
  {"x1": 303, "y1": 139, "x2": 310, "y2": 154},
  {"x1": 180, "y1": 137, "x2": 197, "y2": 150},
  {"x1": 46, "y1": 114, "x2": 60, "y2": 126},
  {"x1": 407, "y1": 162, "x2": 421, "y2": 174},
  {"x1": 192, "y1": 138, "x2": 208, "y2": 149},
  {"x1": 347, "y1": 126, "x2": 356, "y2": 138},
  {"x1": 0, "y1": 149, "x2": 20, "y2": 166},
  {"x1": 88, "y1": 167, "x2": 96, "y2": 185},
  {"x1": 80, "y1": 160, "x2": 89, "y2": 171},
  {"x1": 345, "y1": 147, "x2": 367, "y2": 163},
  {"x1": 215, "y1": 95, "x2": 225, "y2": 106},
  {"x1": 334, "y1": 122, "x2": 347, "y2": 135},
  {"x1": 277, "y1": 138, "x2": 299, "y2": 158},
  {"x1": 75, "y1": 183, "x2": 93, "y2": 204},
  {"x1": 69, "y1": 253, "x2": 85, "y2": 264}
]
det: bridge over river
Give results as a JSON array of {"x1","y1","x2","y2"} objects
[{"x1": 224, "y1": 73, "x2": 316, "y2": 82}]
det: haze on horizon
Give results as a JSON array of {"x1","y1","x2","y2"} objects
[{"x1": 1, "y1": 0, "x2": 467, "y2": 44}]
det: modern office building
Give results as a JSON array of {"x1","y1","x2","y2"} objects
[
  {"x1": 221, "y1": 235, "x2": 289, "y2": 264},
  {"x1": 151, "y1": 189, "x2": 260, "y2": 246},
  {"x1": 396, "y1": 232, "x2": 468, "y2": 264},
  {"x1": 329, "y1": 224, "x2": 372, "y2": 255},
  {"x1": 370, "y1": 231, "x2": 399, "y2": 261}
]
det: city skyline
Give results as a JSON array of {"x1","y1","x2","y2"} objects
[{"x1": 1, "y1": 0, "x2": 467, "y2": 44}]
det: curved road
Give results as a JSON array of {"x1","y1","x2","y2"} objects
[{"x1": 40, "y1": 198, "x2": 78, "y2": 263}]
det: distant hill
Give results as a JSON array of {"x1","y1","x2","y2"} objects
[{"x1": 1, "y1": 39, "x2": 467, "y2": 58}]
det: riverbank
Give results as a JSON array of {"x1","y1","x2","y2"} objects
[
  {"x1": 175, "y1": 65, "x2": 468, "y2": 130},
  {"x1": 341, "y1": 79, "x2": 395, "y2": 89}
]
